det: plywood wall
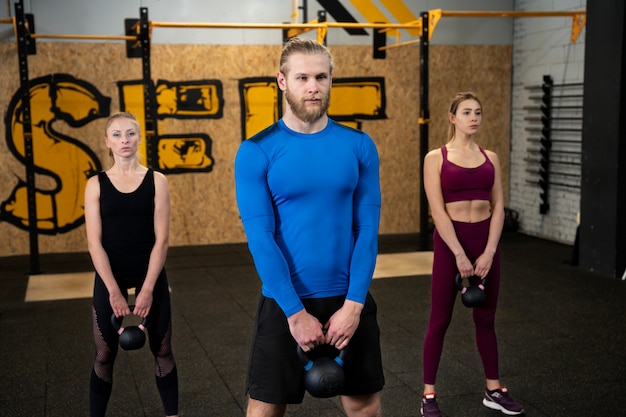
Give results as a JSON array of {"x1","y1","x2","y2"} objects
[{"x1": 0, "y1": 41, "x2": 511, "y2": 257}]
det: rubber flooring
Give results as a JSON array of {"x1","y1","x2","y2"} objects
[{"x1": 0, "y1": 232, "x2": 624, "y2": 416}]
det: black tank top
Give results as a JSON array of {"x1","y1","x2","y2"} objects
[{"x1": 98, "y1": 169, "x2": 155, "y2": 286}]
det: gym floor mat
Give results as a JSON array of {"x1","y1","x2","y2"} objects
[{"x1": 373, "y1": 251, "x2": 433, "y2": 279}]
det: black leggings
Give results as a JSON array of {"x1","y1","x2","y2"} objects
[{"x1": 89, "y1": 269, "x2": 178, "y2": 416}]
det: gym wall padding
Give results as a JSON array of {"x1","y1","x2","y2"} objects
[{"x1": 0, "y1": 42, "x2": 511, "y2": 257}]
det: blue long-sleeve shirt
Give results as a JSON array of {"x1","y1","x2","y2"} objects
[{"x1": 234, "y1": 119, "x2": 381, "y2": 317}]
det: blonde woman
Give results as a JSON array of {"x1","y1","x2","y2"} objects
[{"x1": 84, "y1": 112, "x2": 178, "y2": 417}]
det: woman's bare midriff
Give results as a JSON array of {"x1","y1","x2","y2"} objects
[{"x1": 445, "y1": 200, "x2": 492, "y2": 223}]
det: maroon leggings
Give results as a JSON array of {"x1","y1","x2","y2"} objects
[{"x1": 423, "y1": 217, "x2": 500, "y2": 384}]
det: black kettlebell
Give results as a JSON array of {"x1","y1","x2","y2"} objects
[
  {"x1": 297, "y1": 344, "x2": 348, "y2": 398},
  {"x1": 110, "y1": 306, "x2": 148, "y2": 351},
  {"x1": 455, "y1": 273, "x2": 488, "y2": 308}
]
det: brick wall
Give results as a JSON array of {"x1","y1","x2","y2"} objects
[{"x1": 510, "y1": 0, "x2": 586, "y2": 244}]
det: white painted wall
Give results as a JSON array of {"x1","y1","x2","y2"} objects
[
  {"x1": 1, "y1": 0, "x2": 513, "y2": 45},
  {"x1": 510, "y1": 0, "x2": 586, "y2": 244}
]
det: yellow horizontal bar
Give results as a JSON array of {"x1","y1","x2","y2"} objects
[
  {"x1": 29, "y1": 33, "x2": 137, "y2": 41},
  {"x1": 441, "y1": 10, "x2": 585, "y2": 18},
  {"x1": 14, "y1": 9, "x2": 587, "y2": 47},
  {"x1": 430, "y1": 9, "x2": 586, "y2": 43},
  {"x1": 150, "y1": 21, "x2": 420, "y2": 30}
]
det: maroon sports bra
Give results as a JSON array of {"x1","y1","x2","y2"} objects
[{"x1": 440, "y1": 146, "x2": 494, "y2": 203}]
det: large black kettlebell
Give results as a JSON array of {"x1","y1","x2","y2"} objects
[
  {"x1": 297, "y1": 344, "x2": 348, "y2": 398},
  {"x1": 110, "y1": 306, "x2": 148, "y2": 351},
  {"x1": 455, "y1": 273, "x2": 488, "y2": 308}
]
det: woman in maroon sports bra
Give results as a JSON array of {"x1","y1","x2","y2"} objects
[{"x1": 419, "y1": 92, "x2": 525, "y2": 417}]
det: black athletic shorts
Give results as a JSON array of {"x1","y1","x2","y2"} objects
[{"x1": 246, "y1": 293, "x2": 385, "y2": 404}]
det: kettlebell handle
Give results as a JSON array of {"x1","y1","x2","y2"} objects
[
  {"x1": 296, "y1": 344, "x2": 348, "y2": 367},
  {"x1": 454, "y1": 273, "x2": 488, "y2": 290},
  {"x1": 110, "y1": 305, "x2": 148, "y2": 334}
]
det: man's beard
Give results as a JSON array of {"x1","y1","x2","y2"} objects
[{"x1": 285, "y1": 89, "x2": 330, "y2": 123}]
